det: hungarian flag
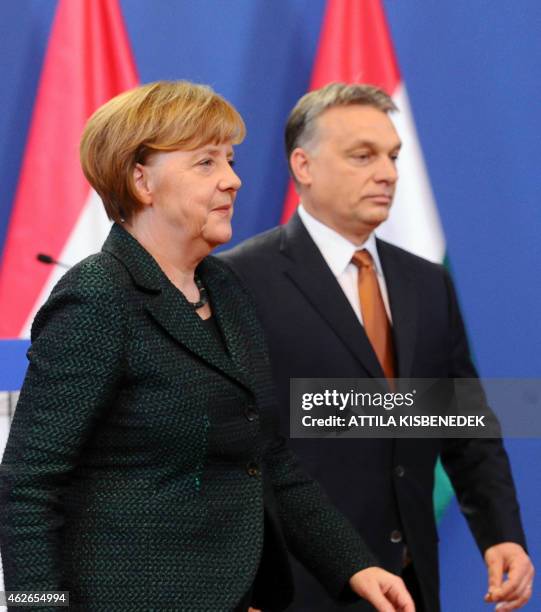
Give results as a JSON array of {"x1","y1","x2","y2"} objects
[
  {"x1": 282, "y1": 0, "x2": 452, "y2": 517},
  {"x1": 0, "y1": 0, "x2": 138, "y2": 339}
]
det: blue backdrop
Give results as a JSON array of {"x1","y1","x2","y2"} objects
[{"x1": 1, "y1": 1, "x2": 540, "y2": 609}]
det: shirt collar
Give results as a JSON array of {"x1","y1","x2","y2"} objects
[{"x1": 297, "y1": 204, "x2": 384, "y2": 278}]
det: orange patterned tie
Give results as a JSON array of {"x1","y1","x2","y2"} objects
[{"x1": 352, "y1": 249, "x2": 396, "y2": 381}]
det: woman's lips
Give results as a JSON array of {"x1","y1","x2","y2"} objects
[{"x1": 211, "y1": 204, "x2": 232, "y2": 213}]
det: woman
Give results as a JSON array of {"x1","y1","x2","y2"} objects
[{"x1": 0, "y1": 81, "x2": 413, "y2": 611}]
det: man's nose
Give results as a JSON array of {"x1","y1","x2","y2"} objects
[{"x1": 374, "y1": 155, "x2": 398, "y2": 184}]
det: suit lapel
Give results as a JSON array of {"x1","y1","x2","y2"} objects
[
  {"x1": 281, "y1": 213, "x2": 385, "y2": 379},
  {"x1": 377, "y1": 239, "x2": 417, "y2": 378},
  {"x1": 102, "y1": 224, "x2": 253, "y2": 392}
]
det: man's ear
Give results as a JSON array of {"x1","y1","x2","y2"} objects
[
  {"x1": 132, "y1": 163, "x2": 153, "y2": 206},
  {"x1": 290, "y1": 147, "x2": 313, "y2": 187}
]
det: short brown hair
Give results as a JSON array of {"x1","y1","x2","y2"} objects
[
  {"x1": 80, "y1": 81, "x2": 246, "y2": 223},
  {"x1": 285, "y1": 82, "x2": 397, "y2": 176}
]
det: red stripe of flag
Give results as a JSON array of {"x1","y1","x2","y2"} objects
[
  {"x1": 281, "y1": 0, "x2": 400, "y2": 222},
  {"x1": 0, "y1": 0, "x2": 138, "y2": 338}
]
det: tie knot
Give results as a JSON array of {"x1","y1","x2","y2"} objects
[{"x1": 352, "y1": 249, "x2": 373, "y2": 269}]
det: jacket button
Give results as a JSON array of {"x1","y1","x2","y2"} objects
[
  {"x1": 390, "y1": 530, "x2": 403, "y2": 544},
  {"x1": 246, "y1": 461, "x2": 260, "y2": 477},
  {"x1": 395, "y1": 465, "x2": 405, "y2": 477},
  {"x1": 244, "y1": 406, "x2": 258, "y2": 422}
]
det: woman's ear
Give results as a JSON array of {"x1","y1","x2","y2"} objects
[{"x1": 132, "y1": 163, "x2": 154, "y2": 206}]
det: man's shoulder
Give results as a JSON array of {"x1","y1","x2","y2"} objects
[
  {"x1": 220, "y1": 225, "x2": 283, "y2": 266},
  {"x1": 377, "y1": 238, "x2": 447, "y2": 279}
]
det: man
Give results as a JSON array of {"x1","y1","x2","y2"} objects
[{"x1": 221, "y1": 83, "x2": 534, "y2": 611}]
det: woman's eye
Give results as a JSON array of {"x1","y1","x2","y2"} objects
[
  {"x1": 199, "y1": 159, "x2": 214, "y2": 167},
  {"x1": 228, "y1": 159, "x2": 235, "y2": 168}
]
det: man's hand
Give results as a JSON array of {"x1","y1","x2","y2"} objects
[
  {"x1": 350, "y1": 567, "x2": 415, "y2": 611},
  {"x1": 484, "y1": 542, "x2": 534, "y2": 610}
]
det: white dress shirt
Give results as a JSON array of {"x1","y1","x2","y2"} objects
[{"x1": 297, "y1": 204, "x2": 393, "y2": 325}]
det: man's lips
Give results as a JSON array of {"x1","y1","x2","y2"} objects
[{"x1": 364, "y1": 194, "x2": 393, "y2": 204}]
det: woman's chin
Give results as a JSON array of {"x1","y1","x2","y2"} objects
[{"x1": 204, "y1": 224, "x2": 233, "y2": 248}]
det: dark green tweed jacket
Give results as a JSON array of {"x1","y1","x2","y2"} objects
[{"x1": 0, "y1": 224, "x2": 375, "y2": 611}]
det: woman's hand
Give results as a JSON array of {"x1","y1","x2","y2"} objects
[
  {"x1": 246, "y1": 567, "x2": 413, "y2": 612},
  {"x1": 349, "y1": 567, "x2": 415, "y2": 611}
]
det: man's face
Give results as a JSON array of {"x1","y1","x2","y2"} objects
[{"x1": 295, "y1": 105, "x2": 401, "y2": 244}]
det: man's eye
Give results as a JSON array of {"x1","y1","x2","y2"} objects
[
  {"x1": 390, "y1": 154, "x2": 400, "y2": 162},
  {"x1": 352, "y1": 153, "x2": 371, "y2": 161}
]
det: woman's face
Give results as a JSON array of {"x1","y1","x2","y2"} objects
[{"x1": 134, "y1": 141, "x2": 241, "y2": 248}]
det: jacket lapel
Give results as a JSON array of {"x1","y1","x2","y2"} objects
[
  {"x1": 281, "y1": 213, "x2": 385, "y2": 379},
  {"x1": 377, "y1": 239, "x2": 417, "y2": 378},
  {"x1": 102, "y1": 224, "x2": 253, "y2": 392},
  {"x1": 197, "y1": 256, "x2": 256, "y2": 392}
]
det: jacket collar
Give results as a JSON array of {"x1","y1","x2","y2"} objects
[
  {"x1": 280, "y1": 212, "x2": 417, "y2": 378},
  {"x1": 102, "y1": 223, "x2": 163, "y2": 292},
  {"x1": 102, "y1": 224, "x2": 254, "y2": 393}
]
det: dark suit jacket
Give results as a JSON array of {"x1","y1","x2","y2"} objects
[
  {"x1": 221, "y1": 212, "x2": 526, "y2": 611},
  {"x1": 0, "y1": 223, "x2": 376, "y2": 612}
]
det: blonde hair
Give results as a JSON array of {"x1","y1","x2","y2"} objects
[{"x1": 80, "y1": 80, "x2": 246, "y2": 222}]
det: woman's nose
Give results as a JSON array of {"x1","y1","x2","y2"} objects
[{"x1": 220, "y1": 162, "x2": 242, "y2": 191}]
